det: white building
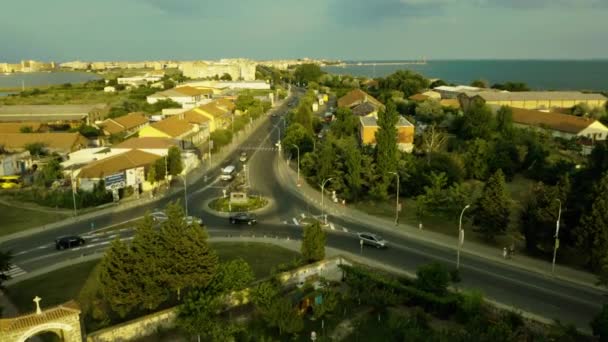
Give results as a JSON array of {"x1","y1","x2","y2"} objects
[
  {"x1": 146, "y1": 86, "x2": 213, "y2": 108},
  {"x1": 434, "y1": 85, "x2": 487, "y2": 99},
  {"x1": 180, "y1": 60, "x2": 257, "y2": 81}
]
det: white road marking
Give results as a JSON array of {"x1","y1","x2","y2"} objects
[
  {"x1": 292, "y1": 218, "x2": 299, "y2": 226},
  {"x1": 13, "y1": 244, "x2": 53, "y2": 256},
  {"x1": 342, "y1": 227, "x2": 348, "y2": 232},
  {"x1": 1, "y1": 264, "x2": 26, "y2": 278},
  {"x1": 300, "y1": 213, "x2": 306, "y2": 219},
  {"x1": 329, "y1": 223, "x2": 335, "y2": 230}
]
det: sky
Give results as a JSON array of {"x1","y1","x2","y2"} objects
[{"x1": 1, "y1": 0, "x2": 607, "y2": 62}]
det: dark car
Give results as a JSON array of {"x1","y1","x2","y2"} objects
[
  {"x1": 229, "y1": 212, "x2": 257, "y2": 225},
  {"x1": 55, "y1": 235, "x2": 85, "y2": 250}
]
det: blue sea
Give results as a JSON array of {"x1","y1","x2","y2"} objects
[
  {"x1": 322, "y1": 60, "x2": 608, "y2": 92},
  {"x1": 0, "y1": 71, "x2": 101, "y2": 89}
]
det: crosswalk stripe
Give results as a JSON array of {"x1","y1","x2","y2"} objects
[
  {"x1": 342, "y1": 227, "x2": 348, "y2": 232},
  {"x1": 292, "y1": 218, "x2": 299, "y2": 226},
  {"x1": 300, "y1": 213, "x2": 306, "y2": 219},
  {"x1": 2, "y1": 265, "x2": 26, "y2": 278},
  {"x1": 329, "y1": 223, "x2": 335, "y2": 230}
]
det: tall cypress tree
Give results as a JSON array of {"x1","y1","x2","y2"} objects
[
  {"x1": 574, "y1": 172, "x2": 608, "y2": 270},
  {"x1": 373, "y1": 100, "x2": 399, "y2": 199},
  {"x1": 98, "y1": 239, "x2": 139, "y2": 317},
  {"x1": 301, "y1": 222, "x2": 326, "y2": 263},
  {"x1": 158, "y1": 202, "x2": 218, "y2": 299},
  {"x1": 342, "y1": 138, "x2": 363, "y2": 200},
  {"x1": 474, "y1": 169, "x2": 511, "y2": 241},
  {"x1": 130, "y1": 214, "x2": 168, "y2": 311}
]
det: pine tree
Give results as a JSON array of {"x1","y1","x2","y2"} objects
[
  {"x1": 301, "y1": 222, "x2": 326, "y2": 263},
  {"x1": 158, "y1": 202, "x2": 218, "y2": 299},
  {"x1": 373, "y1": 100, "x2": 399, "y2": 199},
  {"x1": 520, "y1": 183, "x2": 559, "y2": 253},
  {"x1": 130, "y1": 214, "x2": 168, "y2": 311},
  {"x1": 98, "y1": 239, "x2": 138, "y2": 317},
  {"x1": 473, "y1": 169, "x2": 511, "y2": 241},
  {"x1": 574, "y1": 172, "x2": 608, "y2": 270}
]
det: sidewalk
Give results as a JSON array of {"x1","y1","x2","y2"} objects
[
  {"x1": 0, "y1": 100, "x2": 284, "y2": 245},
  {"x1": 275, "y1": 153, "x2": 603, "y2": 291}
]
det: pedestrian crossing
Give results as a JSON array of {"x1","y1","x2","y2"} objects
[
  {"x1": 239, "y1": 146, "x2": 279, "y2": 152},
  {"x1": 283, "y1": 213, "x2": 349, "y2": 233},
  {"x1": 2, "y1": 264, "x2": 27, "y2": 279}
]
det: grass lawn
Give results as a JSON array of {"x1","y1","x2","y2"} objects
[
  {"x1": 6, "y1": 242, "x2": 299, "y2": 314},
  {"x1": 0, "y1": 203, "x2": 68, "y2": 237},
  {"x1": 208, "y1": 196, "x2": 268, "y2": 212}
]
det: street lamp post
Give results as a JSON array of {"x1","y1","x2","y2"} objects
[
  {"x1": 388, "y1": 172, "x2": 399, "y2": 226},
  {"x1": 292, "y1": 144, "x2": 300, "y2": 186},
  {"x1": 456, "y1": 204, "x2": 471, "y2": 270},
  {"x1": 321, "y1": 177, "x2": 333, "y2": 225},
  {"x1": 70, "y1": 168, "x2": 77, "y2": 216},
  {"x1": 552, "y1": 199, "x2": 562, "y2": 275}
]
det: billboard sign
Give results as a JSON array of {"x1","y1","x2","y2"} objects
[{"x1": 105, "y1": 172, "x2": 126, "y2": 190}]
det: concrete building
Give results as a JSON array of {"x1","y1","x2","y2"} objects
[
  {"x1": 146, "y1": 86, "x2": 213, "y2": 108},
  {"x1": 433, "y1": 85, "x2": 486, "y2": 99},
  {"x1": 180, "y1": 60, "x2": 257, "y2": 81},
  {"x1": 99, "y1": 112, "x2": 149, "y2": 137},
  {"x1": 0, "y1": 104, "x2": 109, "y2": 126},
  {"x1": 359, "y1": 116, "x2": 415, "y2": 152},
  {"x1": 0, "y1": 133, "x2": 88, "y2": 154},
  {"x1": 459, "y1": 91, "x2": 607, "y2": 111},
  {"x1": 0, "y1": 151, "x2": 32, "y2": 176},
  {"x1": 501, "y1": 106, "x2": 608, "y2": 141},
  {"x1": 138, "y1": 115, "x2": 207, "y2": 148},
  {"x1": 338, "y1": 89, "x2": 385, "y2": 111}
]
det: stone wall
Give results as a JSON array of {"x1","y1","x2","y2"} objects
[{"x1": 86, "y1": 308, "x2": 177, "y2": 342}]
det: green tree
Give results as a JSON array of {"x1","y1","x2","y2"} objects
[
  {"x1": 316, "y1": 140, "x2": 335, "y2": 184},
  {"x1": 24, "y1": 142, "x2": 47, "y2": 157},
  {"x1": 415, "y1": 262, "x2": 451, "y2": 295},
  {"x1": 158, "y1": 202, "x2": 218, "y2": 299},
  {"x1": 379, "y1": 70, "x2": 429, "y2": 97},
  {"x1": 495, "y1": 106, "x2": 514, "y2": 138},
  {"x1": 341, "y1": 138, "x2": 363, "y2": 200},
  {"x1": 294, "y1": 63, "x2": 324, "y2": 85},
  {"x1": 463, "y1": 138, "x2": 491, "y2": 180},
  {"x1": 154, "y1": 157, "x2": 167, "y2": 181},
  {"x1": 282, "y1": 123, "x2": 314, "y2": 156},
  {"x1": 470, "y1": 79, "x2": 488, "y2": 88},
  {"x1": 236, "y1": 93, "x2": 257, "y2": 111},
  {"x1": 220, "y1": 72, "x2": 232, "y2": 81},
  {"x1": 491, "y1": 82, "x2": 530, "y2": 92},
  {"x1": 301, "y1": 222, "x2": 326, "y2": 263},
  {"x1": 98, "y1": 239, "x2": 138, "y2": 317},
  {"x1": 293, "y1": 103, "x2": 313, "y2": 132},
  {"x1": 574, "y1": 172, "x2": 608, "y2": 270},
  {"x1": 146, "y1": 166, "x2": 157, "y2": 184},
  {"x1": 372, "y1": 101, "x2": 399, "y2": 199},
  {"x1": 312, "y1": 288, "x2": 339, "y2": 320},
  {"x1": 519, "y1": 183, "x2": 563, "y2": 254},
  {"x1": 429, "y1": 79, "x2": 447, "y2": 88},
  {"x1": 473, "y1": 169, "x2": 511, "y2": 241},
  {"x1": 420, "y1": 125, "x2": 447, "y2": 165},
  {"x1": 458, "y1": 103, "x2": 495, "y2": 140},
  {"x1": 19, "y1": 126, "x2": 33, "y2": 133},
  {"x1": 167, "y1": 146, "x2": 183, "y2": 176},
  {"x1": 415, "y1": 99, "x2": 444, "y2": 124},
  {"x1": 591, "y1": 304, "x2": 608, "y2": 341},
  {"x1": 35, "y1": 158, "x2": 63, "y2": 187},
  {"x1": 331, "y1": 107, "x2": 359, "y2": 138},
  {"x1": 130, "y1": 214, "x2": 168, "y2": 311},
  {"x1": 267, "y1": 297, "x2": 304, "y2": 335}
]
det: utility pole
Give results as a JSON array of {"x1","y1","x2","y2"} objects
[
  {"x1": 456, "y1": 204, "x2": 471, "y2": 270},
  {"x1": 292, "y1": 144, "x2": 300, "y2": 186},
  {"x1": 552, "y1": 199, "x2": 562, "y2": 275}
]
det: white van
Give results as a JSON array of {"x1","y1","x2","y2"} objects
[{"x1": 220, "y1": 165, "x2": 236, "y2": 181}]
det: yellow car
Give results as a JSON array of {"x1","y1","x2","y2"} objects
[{"x1": 0, "y1": 175, "x2": 23, "y2": 189}]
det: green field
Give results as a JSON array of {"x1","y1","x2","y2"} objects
[
  {"x1": 0, "y1": 202, "x2": 68, "y2": 237},
  {"x1": 7, "y1": 242, "x2": 299, "y2": 314}
]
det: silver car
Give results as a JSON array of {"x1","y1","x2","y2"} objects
[
  {"x1": 184, "y1": 216, "x2": 203, "y2": 226},
  {"x1": 150, "y1": 211, "x2": 168, "y2": 222},
  {"x1": 357, "y1": 232, "x2": 388, "y2": 248}
]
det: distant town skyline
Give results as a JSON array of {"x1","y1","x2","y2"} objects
[{"x1": 2, "y1": 0, "x2": 607, "y2": 62}]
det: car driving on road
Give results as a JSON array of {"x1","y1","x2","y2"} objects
[
  {"x1": 55, "y1": 235, "x2": 85, "y2": 250},
  {"x1": 357, "y1": 232, "x2": 388, "y2": 248},
  {"x1": 185, "y1": 216, "x2": 203, "y2": 226},
  {"x1": 229, "y1": 212, "x2": 257, "y2": 225},
  {"x1": 150, "y1": 211, "x2": 168, "y2": 222}
]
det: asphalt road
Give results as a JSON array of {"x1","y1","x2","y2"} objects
[{"x1": 2, "y1": 91, "x2": 606, "y2": 329}]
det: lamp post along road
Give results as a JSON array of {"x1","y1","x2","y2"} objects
[
  {"x1": 321, "y1": 178, "x2": 333, "y2": 225},
  {"x1": 292, "y1": 144, "x2": 300, "y2": 186},
  {"x1": 457, "y1": 204, "x2": 471, "y2": 270},
  {"x1": 388, "y1": 172, "x2": 399, "y2": 225},
  {"x1": 552, "y1": 199, "x2": 562, "y2": 275}
]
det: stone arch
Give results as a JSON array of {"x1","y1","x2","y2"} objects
[{"x1": 0, "y1": 300, "x2": 83, "y2": 342}]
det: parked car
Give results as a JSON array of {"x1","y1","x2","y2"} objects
[
  {"x1": 229, "y1": 212, "x2": 257, "y2": 225},
  {"x1": 357, "y1": 232, "x2": 387, "y2": 248},
  {"x1": 239, "y1": 152, "x2": 248, "y2": 163},
  {"x1": 150, "y1": 211, "x2": 168, "y2": 222},
  {"x1": 184, "y1": 216, "x2": 203, "y2": 226},
  {"x1": 55, "y1": 235, "x2": 85, "y2": 250}
]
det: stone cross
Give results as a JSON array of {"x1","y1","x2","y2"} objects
[{"x1": 33, "y1": 296, "x2": 42, "y2": 314}]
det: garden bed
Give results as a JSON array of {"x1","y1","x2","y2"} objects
[{"x1": 208, "y1": 196, "x2": 268, "y2": 212}]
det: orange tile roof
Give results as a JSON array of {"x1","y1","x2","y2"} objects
[
  {"x1": 100, "y1": 112, "x2": 148, "y2": 135},
  {"x1": 78, "y1": 149, "x2": 160, "y2": 179},
  {"x1": 509, "y1": 107, "x2": 601, "y2": 134},
  {"x1": 181, "y1": 110, "x2": 211, "y2": 125},
  {"x1": 113, "y1": 137, "x2": 178, "y2": 149},
  {"x1": 0, "y1": 133, "x2": 87, "y2": 151},
  {"x1": 0, "y1": 300, "x2": 80, "y2": 332},
  {"x1": 440, "y1": 99, "x2": 461, "y2": 109},
  {"x1": 196, "y1": 102, "x2": 229, "y2": 118},
  {"x1": 149, "y1": 115, "x2": 194, "y2": 137},
  {"x1": 408, "y1": 94, "x2": 429, "y2": 102},
  {"x1": 338, "y1": 89, "x2": 383, "y2": 109},
  {"x1": 214, "y1": 98, "x2": 236, "y2": 111},
  {"x1": 0, "y1": 122, "x2": 42, "y2": 133},
  {"x1": 174, "y1": 86, "x2": 211, "y2": 96}
]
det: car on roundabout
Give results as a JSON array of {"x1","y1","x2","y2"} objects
[
  {"x1": 357, "y1": 232, "x2": 388, "y2": 249},
  {"x1": 229, "y1": 212, "x2": 257, "y2": 225}
]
